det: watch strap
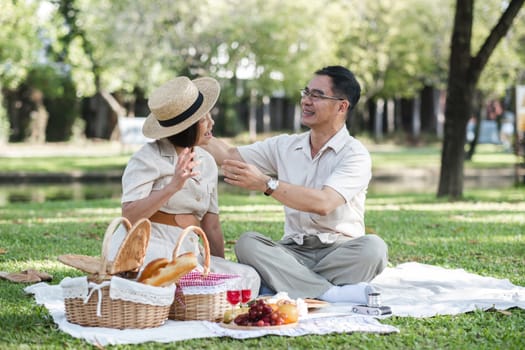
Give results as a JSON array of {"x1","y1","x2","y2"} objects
[
  {"x1": 264, "y1": 178, "x2": 278, "y2": 196},
  {"x1": 264, "y1": 187, "x2": 274, "y2": 196}
]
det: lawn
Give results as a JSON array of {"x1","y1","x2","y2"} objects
[
  {"x1": 0, "y1": 141, "x2": 519, "y2": 174},
  {"x1": 1, "y1": 186, "x2": 524, "y2": 349}
]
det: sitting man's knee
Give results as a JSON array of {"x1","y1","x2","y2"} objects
[
  {"x1": 234, "y1": 231, "x2": 259, "y2": 260},
  {"x1": 370, "y1": 235, "x2": 388, "y2": 255},
  {"x1": 362, "y1": 235, "x2": 388, "y2": 264},
  {"x1": 236, "y1": 231, "x2": 258, "y2": 248}
]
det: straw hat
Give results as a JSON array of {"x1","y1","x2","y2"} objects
[{"x1": 142, "y1": 76, "x2": 220, "y2": 139}]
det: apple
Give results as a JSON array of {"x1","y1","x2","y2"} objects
[{"x1": 278, "y1": 303, "x2": 298, "y2": 324}]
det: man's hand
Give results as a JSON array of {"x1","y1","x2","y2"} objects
[
  {"x1": 222, "y1": 159, "x2": 268, "y2": 192},
  {"x1": 222, "y1": 159, "x2": 346, "y2": 216}
]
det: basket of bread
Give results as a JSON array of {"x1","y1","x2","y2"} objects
[
  {"x1": 168, "y1": 225, "x2": 240, "y2": 322},
  {"x1": 58, "y1": 217, "x2": 197, "y2": 329}
]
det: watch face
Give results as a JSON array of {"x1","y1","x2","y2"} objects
[{"x1": 264, "y1": 178, "x2": 278, "y2": 196}]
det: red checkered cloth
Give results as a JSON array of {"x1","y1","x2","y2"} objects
[
  {"x1": 174, "y1": 271, "x2": 241, "y2": 306},
  {"x1": 177, "y1": 271, "x2": 240, "y2": 288}
]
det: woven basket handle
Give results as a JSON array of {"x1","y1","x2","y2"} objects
[
  {"x1": 98, "y1": 217, "x2": 132, "y2": 277},
  {"x1": 173, "y1": 225, "x2": 210, "y2": 277}
]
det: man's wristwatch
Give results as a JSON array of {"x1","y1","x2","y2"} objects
[{"x1": 264, "y1": 177, "x2": 279, "y2": 196}]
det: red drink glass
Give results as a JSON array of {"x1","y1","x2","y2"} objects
[
  {"x1": 226, "y1": 290, "x2": 241, "y2": 308},
  {"x1": 241, "y1": 289, "x2": 252, "y2": 304}
]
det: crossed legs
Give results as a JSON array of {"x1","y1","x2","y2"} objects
[{"x1": 235, "y1": 231, "x2": 388, "y2": 301}]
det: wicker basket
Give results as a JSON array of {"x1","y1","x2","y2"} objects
[
  {"x1": 63, "y1": 281, "x2": 172, "y2": 329},
  {"x1": 62, "y1": 217, "x2": 174, "y2": 329},
  {"x1": 168, "y1": 226, "x2": 240, "y2": 322}
]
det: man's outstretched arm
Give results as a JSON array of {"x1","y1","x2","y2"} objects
[
  {"x1": 202, "y1": 137, "x2": 243, "y2": 165},
  {"x1": 221, "y1": 159, "x2": 346, "y2": 215}
]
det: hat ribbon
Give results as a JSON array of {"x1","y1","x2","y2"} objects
[{"x1": 159, "y1": 92, "x2": 204, "y2": 127}]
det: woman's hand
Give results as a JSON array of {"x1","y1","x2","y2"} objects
[
  {"x1": 169, "y1": 147, "x2": 200, "y2": 192},
  {"x1": 122, "y1": 148, "x2": 200, "y2": 224}
]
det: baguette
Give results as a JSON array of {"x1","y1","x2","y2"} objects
[
  {"x1": 137, "y1": 257, "x2": 169, "y2": 283},
  {"x1": 141, "y1": 252, "x2": 198, "y2": 287}
]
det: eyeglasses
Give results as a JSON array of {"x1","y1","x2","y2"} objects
[{"x1": 300, "y1": 87, "x2": 345, "y2": 101}]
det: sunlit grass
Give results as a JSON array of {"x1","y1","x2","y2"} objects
[
  {"x1": 371, "y1": 146, "x2": 441, "y2": 169},
  {"x1": 220, "y1": 204, "x2": 283, "y2": 212},
  {"x1": 1, "y1": 142, "x2": 520, "y2": 175},
  {"x1": 471, "y1": 153, "x2": 520, "y2": 165},
  {"x1": 367, "y1": 201, "x2": 525, "y2": 212},
  {"x1": 0, "y1": 155, "x2": 130, "y2": 173},
  {"x1": 0, "y1": 216, "x2": 115, "y2": 225},
  {"x1": 221, "y1": 212, "x2": 285, "y2": 222},
  {"x1": 1, "y1": 184, "x2": 524, "y2": 348},
  {"x1": 448, "y1": 213, "x2": 524, "y2": 224},
  {"x1": 469, "y1": 144, "x2": 521, "y2": 165},
  {"x1": 73, "y1": 207, "x2": 122, "y2": 216},
  {"x1": 370, "y1": 143, "x2": 518, "y2": 170},
  {"x1": 0, "y1": 259, "x2": 74, "y2": 272},
  {"x1": 477, "y1": 234, "x2": 523, "y2": 244}
]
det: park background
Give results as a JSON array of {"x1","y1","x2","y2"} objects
[
  {"x1": 1, "y1": 1, "x2": 525, "y2": 349},
  {"x1": 1, "y1": 0, "x2": 525, "y2": 199}
]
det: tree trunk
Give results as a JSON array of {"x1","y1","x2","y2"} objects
[
  {"x1": 248, "y1": 89, "x2": 257, "y2": 141},
  {"x1": 412, "y1": 95, "x2": 421, "y2": 143},
  {"x1": 365, "y1": 99, "x2": 376, "y2": 135},
  {"x1": 400, "y1": 98, "x2": 413, "y2": 135},
  {"x1": 437, "y1": 0, "x2": 524, "y2": 199},
  {"x1": 438, "y1": 0, "x2": 475, "y2": 198},
  {"x1": 420, "y1": 85, "x2": 437, "y2": 134},
  {"x1": 438, "y1": 84, "x2": 474, "y2": 198},
  {"x1": 374, "y1": 98, "x2": 384, "y2": 141},
  {"x1": 262, "y1": 95, "x2": 270, "y2": 133},
  {"x1": 465, "y1": 91, "x2": 484, "y2": 160},
  {"x1": 29, "y1": 89, "x2": 48, "y2": 144}
]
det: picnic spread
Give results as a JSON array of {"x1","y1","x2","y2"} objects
[{"x1": 20, "y1": 218, "x2": 525, "y2": 346}]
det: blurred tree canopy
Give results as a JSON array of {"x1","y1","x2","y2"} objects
[{"x1": 1, "y1": 0, "x2": 523, "y2": 131}]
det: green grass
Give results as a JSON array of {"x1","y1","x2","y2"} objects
[
  {"x1": 0, "y1": 155, "x2": 131, "y2": 173},
  {"x1": 1, "y1": 188, "x2": 524, "y2": 349},
  {"x1": 369, "y1": 144, "x2": 519, "y2": 170},
  {"x1": 0, "y1": 143, "x2": 519, "y2": 174}
]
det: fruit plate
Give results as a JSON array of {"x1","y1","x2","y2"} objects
[{"x1": 219, "y1": 322, "x2": 299, "y2": 330}]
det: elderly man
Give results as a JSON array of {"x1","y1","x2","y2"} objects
[{"x1": 204, "y1": 66, "x2": 387, "y2": 303}]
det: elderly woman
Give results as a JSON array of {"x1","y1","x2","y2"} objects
[{"x1": 108, "y1": 76, "x2": 260, "y2": 296}]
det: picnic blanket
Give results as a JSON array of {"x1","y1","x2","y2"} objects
[
  {"x1": 315, "y1": 262, "x2": 525, "y2": 318},
  {"x1": 372, "y1": 262, "x2": 525, "y2": 317},
  {"x1": 25, "y1": 262, "x2": 525, "y2": 346}
]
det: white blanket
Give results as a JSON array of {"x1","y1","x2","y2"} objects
[
  {"x1": 371, "y1": 262, "x2": 525, "y2": 317},
  {"x1": 25, "y1": 262, "x2": 525, "y2": 346}
]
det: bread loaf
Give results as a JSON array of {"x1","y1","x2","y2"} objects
[
  {"x1": 137, "y1": 257, "x2": 169, "y2": 283},
  {"x1": 141, "y1": 252, "x2": 198, "y2": 287}
]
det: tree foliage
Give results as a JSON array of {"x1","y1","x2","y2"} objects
[
  {"x1": 0, "y1": 1, "x2": 41, "y2": 89},
  {"x1": 2, "y1": 1, "x2": 523, "y2": 104},
  {"x1": 1, "y1": 0, "x2": 524, "y2": 191},
  {"x1": 337, "y1": 0, "x2": 452, "y2": 101}
]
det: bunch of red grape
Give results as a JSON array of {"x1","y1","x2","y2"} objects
[{"x1": 233, "y1": 299, "x2": 286, "y2": 327}]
